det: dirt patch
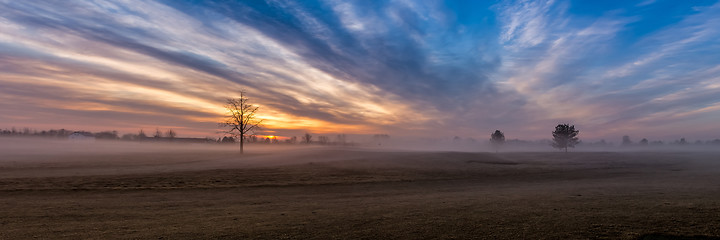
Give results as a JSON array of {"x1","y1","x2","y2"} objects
[{"x1": 1, "y1": 148, "x2": 719, "y2": 239}]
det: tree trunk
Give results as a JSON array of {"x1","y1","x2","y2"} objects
[{"x1": 240, "y1": 133, "x2": 244, "y2": 154}]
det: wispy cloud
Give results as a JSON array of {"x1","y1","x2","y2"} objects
[
  {"x1": 497, "y1": 0, "x2": 560, "y2": 49},
  {"x1": 0, "y1": 0, "x2": 719, "y2": 140},
  {"x1": 0, "y1": 1, "x2": 428, "y2": 134},
  {"x1": 494, "y1": 0, "x2": 720, "y2": 139}
]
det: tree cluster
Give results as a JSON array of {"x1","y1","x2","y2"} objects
[{"x1": 0, "y1": 127, "x2": 119, "y2": 140}]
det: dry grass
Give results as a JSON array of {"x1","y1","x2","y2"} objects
[{"x1": 1, "y1": 144, "x2": 720, "y2": 239}]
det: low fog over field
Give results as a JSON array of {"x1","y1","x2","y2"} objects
[
  {"x1": 3, "y1": 136, "x2": 719, "y2": 177},
  {"x1": 2, "y1": 136, "x2": 719, "y2": 179},
  {"x1": 2, "y1": 0, "x2": 720, "y2": 238},
  {"x1": 2, "y1": 136, "x2": 720, "y2": 239},
  {"x1": 0, "y1": 137, "x2": 324, "y2": 178}
]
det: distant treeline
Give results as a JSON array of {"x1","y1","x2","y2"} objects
[
  {"x1": 3, "y1": 127, "x2": 718, "y2": 147},
  {"x1": 0, "y1": 127, "x2": 357, "y2": 145},
  {"x1": 1, "y1": 127, "x2": 95, "y2": 138},
  {"x1": 612, "y1": 136, "x2": 720, "y2": 147},
  {"x1": 219, "y1": 133, "x2": 356, "y2": 146},
  {"x1": 453, "y1": 136, "x2": 720, "y2": 147},
  {"x1": 0, "y1": 127, "x2": 213, "y2": 143}
]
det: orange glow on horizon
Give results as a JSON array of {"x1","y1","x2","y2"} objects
[{"x1": 254, "y1": 135, "x2": 290, "y2": 141}]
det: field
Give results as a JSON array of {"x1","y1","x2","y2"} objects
[{"x1": 1, "y1": 138, "x2": 720, "y2": 239}]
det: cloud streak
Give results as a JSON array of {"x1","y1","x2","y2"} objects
[{"x1": 1, "y1": 0, "x2": 719, "y2": 141}]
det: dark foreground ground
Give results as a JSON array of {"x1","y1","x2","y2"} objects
[{"x1": 1, "y1": 142, "x2": 720, "y2": 239}]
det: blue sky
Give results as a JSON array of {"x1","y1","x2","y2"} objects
[{"x1": 1, "y1": 0, "x2": 719, "y2": 141}]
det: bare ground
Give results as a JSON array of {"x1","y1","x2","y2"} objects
[{"x1": 1, "y1": 141, "x2": 720, "y2": 239}]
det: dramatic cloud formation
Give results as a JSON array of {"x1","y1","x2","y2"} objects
[{"x1": 1, "y1": 0, "x2": 719, "y2": 141}]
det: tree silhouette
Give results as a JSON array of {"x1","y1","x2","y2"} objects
[
  {"x1": 166, "y1": 129, "x2": 176, "y2": 139},
  {"x1": 622, "y1": 135, "x2": 632, "y2": 146},
  {"x1": 335, "y1": 134, "x2": 347, "y2": 145},
  {"x1": 552, "y1": 124, "x2": 579, "y2": 152},
  {"x1": 220, "y1": 91, "x2": 263, "y2": 154},
  {"x1": 154, "y1": 128, "x2": 162, "y2": 138},
  {"x1": 490, "y1": 130, "x2": 505, "y2": 153},
  {"x1": 221, "y1": 136, "x2": 235, "y2": 143},
  {"x1": 318, "y1": 136, "x2": 329, "y2": 145},
  {"x1": 303, "y1": 133, "x2": 312, "y2": 144},
  {"x1": 138, "y1": 129, "x2": 147, "y2": 139}
]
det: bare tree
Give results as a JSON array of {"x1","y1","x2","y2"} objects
[
  {"x1": 220, "y1": 91, "x2": 263, "y2": 154},
  {"x1": 303, "y1": 133, "x2": 312, "y2": 144},
  {"x1": 154, "y1": 128, "x2": 162, "y2": 138},
  {"x1": 490, "y1": 130, "x2": 505, "y2": 153},
  {"x1": 552, "y1": 124, "x2": 579, "y2": 152},
  {"x1": 335, "y1": 134, "x2": 347, "y2": 145},
  {"x1": 166, "y1": 129, "x2": 176, "y2": 139},
  {"x1": 318, "y1": 136, "x2": 329, "y2": 145}
]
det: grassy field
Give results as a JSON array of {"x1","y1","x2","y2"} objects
[{"x1": 1, "y1": 139, "x2": 720, "y2": 239}]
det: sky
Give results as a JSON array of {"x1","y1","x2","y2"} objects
[{"x1": 1, "y1": 0, "x2": 719, "y2": 141}]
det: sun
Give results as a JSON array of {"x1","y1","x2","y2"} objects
[{"x1": 259, "y1": 135, "x2": 281, "y2": 140}]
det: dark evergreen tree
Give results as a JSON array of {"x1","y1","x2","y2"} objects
[
  {"x1": 490, "y1": 130, "x2": 505, "y2": 153},
  {"x1": 622, "y1": 135, "x2": 632, "y2": 146},
  {"x1": 166, "y1": 129, "x2": 176, "y2": 139},
  {"x1": 552, "y1": 124, "x2": 579, "y2": 152}
]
